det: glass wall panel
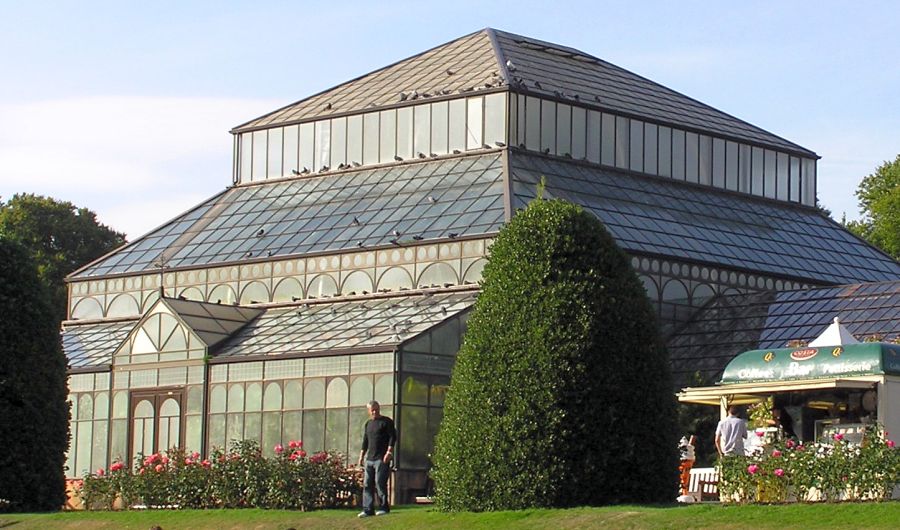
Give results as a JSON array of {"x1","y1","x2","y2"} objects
[
  {"x1": 698, "y1": 134, "x2": 712, "y2": 185},
  {"x1": 629, "y1": 119, "x2": 644, "y2": 171},
  {"x1": 284, "y1": 380, "x2": 302, "y2": 409},
  {"x1": 615, "y1": 116, "x2": 629, "y2": 169},
  {"x1": 252, "y1": 130, "x2": 266, "y2": 182},
  {"x1": 658, "y1": 126, "x2": 672, "y2": 177},
  {"x1": 283, "y1": 410, "x2": 302, "y2": 441},
  {"x1": 556, "y1": 103, "x2": 572, "y2": 156},
  {"x1": 571, "y1": 107, "x2": 586, "y2": 160},
  {"x1": 751, "y1": 146, "x2": 764, "y2": 195},
  {"x1": 448, "y1": 98, "x2": 467, "y2": 152},
  {"x1": 350, "y1": 376, "x2": 373, "y2": 406},
  {"x1": 802, "y1": 158, "x2": 816, "y2": 206},
  {"x1": 776, "y1": 152, "x2": 790, "y2": 201},
  {"x1": 283, "y1": 125, "x2": 299, "y2": 175},
  {"x1": 466, "y1": 96, "x2": 483, "y2": 150},
  {"x1": 508, "y1": 92, "x2": 517, "y2": 147},
  {"x1": 483, "y1": 93, "x2": 506, "y2": 147},
  {"x1": 240, "y1": 133, "x2": 252, "y2": 183},
  {"x1": 739, "y1": 144, "x2": 752, "y2": 192},
  {"x1": 515, "y1": 94, "x2": 526, "y2": 147},
  {"x1": 399, "y1": 406, "x2": 428, "y2": 468},
  {"x1": 764, "y1": 149, "x2": 777, "y2": 199},
  {"x1": 314, "y1": 120, "x2": 331, "y2": 170},
  {"x1": 685, "y1": 132, "x2": 699, "y2": 183},
  {"x1": 330, "y1": 116, "x2": 347, "y2": 168},
  {"x1": 374, "y1": 374, "x2": 393, "y2": 404},
  {"x1": 362, "y1": 113, "x2": 379, "y2": 165},
  {"x1": 672, "y1": 129, "x2": 685, "y2": 180},
  {"x1": 643, "y1": 122, "x2": 657, "y2": 174},
  {"x1": 397, "y1": 107, "x2": 414, "y2": 159},
  {"x1": 601, "y1": 113, "x2": 615, "y2": 166},
  {"x1": 304, "y1": 379, "x2": 325, "y2": 409},
  {"x1": 347, "y1": 115, "x2": 363, "y2": 165},
  {"x1": 725, "y1": 141, "x2": 738, "y2": 191},
  {"x1": 303, "y1": 410, "x2": 324, "y2": 453},
  {"x1": 246, "y1": 382, "x2": 262, "y2": 412},
  {"x1": 539, "y1": 99, "x2": 555, "y2": 153},
  {"x1": 325, "y1": 409, "x2": 349, "y2": 455},
  {"x1": 789, "y1": 156, "x2": 801, "y2": 202},
  {"x1": 414, "y1": 104, "x2": 431, "y2": 156},
  {"x1": 586, "y1": 110, "x2": 601, "y2": 163},
  {"x1": 379, "y1": 110, "x2": 396, "y2": 163},
  {"x1": 524, "y1": 96, "x2": 541, "y2": 151},
  {"x1": 299, "y1": 122, "x2": 315, "y2": 173},
  {"x1": 267, "y1": 127, "x2": 283, "y2": 179},
  {"x1": 430, "y1": 101, "x2": 449, "y2": 155}
]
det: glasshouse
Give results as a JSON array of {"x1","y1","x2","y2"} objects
[{"x1": 62, "y1": 28, "x2": 900, "y2": 503}]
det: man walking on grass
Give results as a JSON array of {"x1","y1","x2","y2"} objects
[{"x1": 358, "y1": 400, "x2": 396, "y2": 517}]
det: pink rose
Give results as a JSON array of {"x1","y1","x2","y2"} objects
[
  {"x1": 774, "y1": 468, "x2": 784, "y2": 477},
  {"x1": 755, "y1": 430, "x2": 764, "y2": 437},
  {"x1": 191, "y1": 451, "x2": 200, "y2": 459},
  {"x1": 797, "y1": 445, "x2": 805, "y2": 451},
  {"x1": 110, "y1": 462, "x2": 124, "y2": 472},
  {"x1": 747, "y1": 464, "x2": 759, "y2": 475},
  {"x1": 96, "y1": 468, "x2": 105, "y2": 477},
  {"x1": 161, "y1": 456, "x2": 169, "y2": 465},
  {"x1": 184, "y1": 458, "x2": 193, "y2": 466},
  {"x1": 834, "y1": 433, "x2": 844, "y2": 441},
  {"x1": 274, "y1": 444, "x2": 284, "y2": 454},
  {"x1": 138, "y1": 467, "x2": 145, "y2": 475},
  {"x1": 155, "y1": 464, "x2": 163, "y2": 472},
  {"x1": 201, "y1": 460, "x2": 211, "y2": 468},
  {"x1": 888, "y1": 440, "x2": 896, "y2": 448},
  {"x1": 785, "y1": 439, "x2": 795, "y2": 449},
  {"x1": 772, "y1": 450, "x2": 782, "y2": 457}
]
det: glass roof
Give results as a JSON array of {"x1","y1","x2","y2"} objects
[
  {"x1": 668, "y1": 280, "x2": 900, "y2": 386},
  {"x1": 493, "y1": 30, "x2": 813, "y2": 156},
  {"x1": 161, "y1": 298, "x2": 263, "y2": 349},
  {"x1": 213, "y1": 290, "x2": 477, "y2": 360},
  {"x1": 73, "y1": 153, "x2": 505, "y2": 278},
  {"x1": 236, "y1": 30, "x2": 499, "y2": 131},
  {"x1": 509, "y1": 153, "x2": 900, "y2": 285},
  {"x1": 62, "y1": 320, "x2": 135, "y2": 369},
  {"x1": 236, "y1": 28, "x2": 812, "y2": 156}
]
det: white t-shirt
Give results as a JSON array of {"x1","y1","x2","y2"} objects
[{"x1": 715, "y1": 415, "x2": 747, "y2": 456}]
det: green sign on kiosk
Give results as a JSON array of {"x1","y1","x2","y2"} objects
[{"x1": 721, "y1": 343, "x2": 900, "y2": 384}]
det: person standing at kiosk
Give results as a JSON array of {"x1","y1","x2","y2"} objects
[{"x1": 715, "y1": 405, "x2": 748, "y2": 456}]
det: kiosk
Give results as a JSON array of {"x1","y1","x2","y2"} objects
[{"x1": 678, "y1": 318, "x2": 900, "y2": 443}]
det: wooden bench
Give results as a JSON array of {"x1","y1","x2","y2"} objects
[{"x1": 688, "y1": 467, "x2": 719, "y2": 502}]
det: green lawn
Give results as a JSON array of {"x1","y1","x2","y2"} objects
[{"x1": 3, "y1": 503, "x2": 900, "y2": 530}]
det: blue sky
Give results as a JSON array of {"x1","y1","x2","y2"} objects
[{"x1": 2, "y1": 1, "x2": 898, "y2": 238}]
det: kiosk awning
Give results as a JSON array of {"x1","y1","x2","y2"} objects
[{"x1": 678, "y1": 377, "x2": 880, "y2": 406}]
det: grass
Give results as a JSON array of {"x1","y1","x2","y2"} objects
[{"x1": 3, "y1": 503, "x2": 900, "y2": 529}]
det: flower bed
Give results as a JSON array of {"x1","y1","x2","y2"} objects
[
  {"x1": 79, "y1": 440, "x2": 361, "y2": 511},
  {"x1": 718, "y1": 425, "x2": 900, "y2": 503}
]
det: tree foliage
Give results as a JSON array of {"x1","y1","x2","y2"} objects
[
  {"x1": 431, "y1": 198, "x2": 678, "y2": 511},
  {"x1": 0, "y1": 237, "x2": 69, "y2": 512},
  {"x1": 845, "y1": 154, "x2": 900, "y2": 259},
  {"x1": 0, "y1": 194, "x2": 126, "y2": 321}
]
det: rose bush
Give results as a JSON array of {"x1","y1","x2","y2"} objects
[
  {"x1": 718, "y1": 424, "x2": 900, "y2": 503},
  {"x1": 79, "y1": 440, "x2": 361, "y2": 510}
]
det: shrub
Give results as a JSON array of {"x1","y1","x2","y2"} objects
[
  {"x1": 0, "y1": 238, "x2": 69, "y2": 512},
  {"x1": 431, "y1": 197, "x2": 678, "y2": 511},
  {"x1": 80, "y1": 440, "x2": 361, "y2": 510}
]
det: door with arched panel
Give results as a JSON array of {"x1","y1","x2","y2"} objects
[{"x1": 129, "y1": 389, "x2": 185, "y2": 461}]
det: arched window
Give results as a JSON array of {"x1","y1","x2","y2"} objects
[
  {"x1": 307, "y1": 275, "x2": 339, "y2": 299},
  {"x1": 209, "y1": 284, "x2": 237, "y2": 305},
  {"x1": 341, "y1": 271, "x2": 374, "y2": 296},
  {"x1": 72, "y1": 298, "x2": 103, "y2": 320},
  {"x1": 239, "y1": 281, "x2": 270, "y2": 305},
  {"x1": 377, "y1": 267, "x2": 413, "y2": 291},
  {"x1": 418, "y1": 262, "x2": 458, "y2": 288},
  {"x1": 462, "y1": 259, "x2": 486, "y2": 284},
  {"x1": 272, "y1": 278, "x2": 303, "y2": 303},
  {"x1": 107, "y1": 294, "x2": 140, "y2": 318}
]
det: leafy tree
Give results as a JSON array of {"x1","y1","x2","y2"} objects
[
  {"x1": 845, "y1": 155, "x2": 900, "y2": 259},
  {"x1": 0, "y1": 194, "x2": 126, "y2": 321},
  {"x1": 0, "y1": 237, "x2": 69, "y2": 512},
  {"x1": 431, "y1": 197, "x2": 678, "y2": 511}
]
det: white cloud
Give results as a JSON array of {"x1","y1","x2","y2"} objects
[{"x1": 0, "y1": 96, "x2": 278, "y2": 238}]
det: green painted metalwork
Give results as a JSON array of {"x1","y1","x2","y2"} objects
[{"x1": 720, "y1": 343, "x2": 900, "y2": 384}]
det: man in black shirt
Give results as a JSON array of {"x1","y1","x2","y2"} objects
[{"x1": 357, "y1": 400, "x2": 396, "y2": 517}]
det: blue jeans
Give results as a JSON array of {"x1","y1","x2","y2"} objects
[{"x1": 362, "y1": 458, "x2": 390, "y2": 514}]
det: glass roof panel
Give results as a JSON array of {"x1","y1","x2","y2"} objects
[
  {"x1": 73, "y1": 154, "x2": 505, "y2": 278},
  {"x1": 668, "y1": 280, "x2": 900, "y2": 387},
  {"x1": 509, "y1": 152, "x2": 900, "y2": 285},
  {"x1": 214, "y1": 291, "x2": 477, "y2": 360},
  {"x1": 62, "y1": 320, "x2": 135, "y2": 369}
]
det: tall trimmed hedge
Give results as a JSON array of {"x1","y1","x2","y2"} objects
[
  {"x1": 0, "y1": 238, "x2": 69, "y2": 512},
  {"x1": 431, "y1": 198, "x2": 678, "y2": 510}
]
